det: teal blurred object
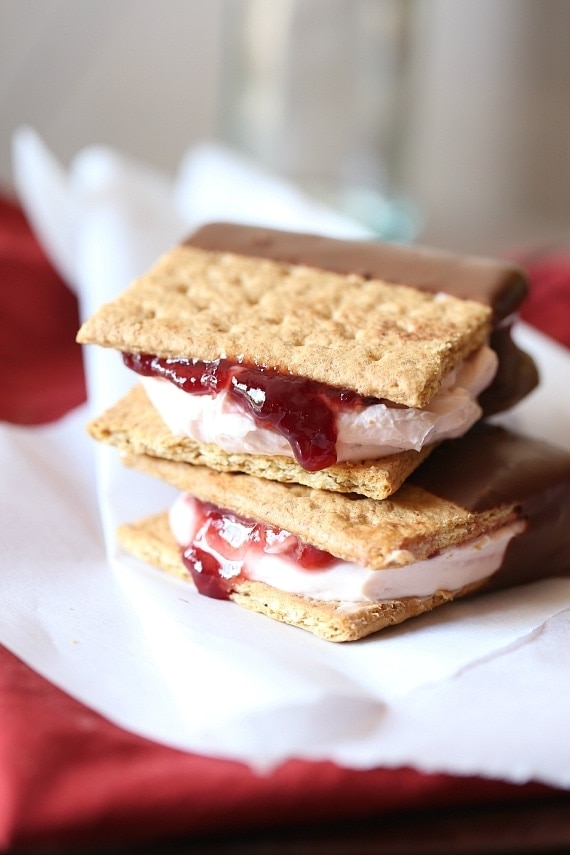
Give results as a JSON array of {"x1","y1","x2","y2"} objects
[{"x1": 218, "y1": 0, "x2": 419, "y2": 242}]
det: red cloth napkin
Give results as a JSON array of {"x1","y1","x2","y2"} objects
[
  {"x1": 519, "y1": 249, "x2": 570, "y2": 349},
  {"x1": 0, "y1": 194, "x2": 567, "y2": 851},
  {"x1": 0, "y1": 195, "x2": 86, "y2": 426}
]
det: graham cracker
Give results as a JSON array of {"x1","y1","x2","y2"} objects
[
  {"x1": 116, "y1": 510, "x2": 488, "y2": 642},
  {"x1": 88, "y1": 385, "x2": 433, "y2": 501},
  {"x1": 77, "y1": 245, "x2": 492, "y2": 408}
]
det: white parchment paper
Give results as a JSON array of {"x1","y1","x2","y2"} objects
[{"x1": 3, "y1": 128, "x2": 570, "y2": 787}]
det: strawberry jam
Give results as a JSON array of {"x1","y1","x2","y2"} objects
[
  {"x1": 179, "y1": 498, "x2": 336, "y2": 600},
  {"x1": 124, "y1": 352, "x2": 381, "y2": 471}
]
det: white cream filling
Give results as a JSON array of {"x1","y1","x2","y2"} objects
[
  {"x1": 142, "y1": 346, "x2": 498, "y2": 462},
  {"x1": 169, "y1": 494, "x2": 525, "y2": 603}
]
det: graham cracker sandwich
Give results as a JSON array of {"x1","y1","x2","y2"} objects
[
  {"x1": 116, "y1": 425, "x2": 570, "y2": 642},
  {"x1": 77, "y1": 224, "x2": 536, "y2": 498}
]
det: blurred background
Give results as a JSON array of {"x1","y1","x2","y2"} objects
[{"x1": 2, "y1": 0, "x2": 570, "y2": 255}]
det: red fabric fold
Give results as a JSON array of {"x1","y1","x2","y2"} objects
[
  {"x1": 0, "y1": 194, "x2": 86, "y2": 425},
  {"x1": 0, "y1": 646, "x2": 554, "y2": 851},
  {"x1": 519, "y1": 250, "x2": 570, "y2": 349},
  {"x1": 1, "y1": 194, "x2": 568, "y2": 851}
]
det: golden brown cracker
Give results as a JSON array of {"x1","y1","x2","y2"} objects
[{"x1": 77, "y1": 245, "x2": 492, "y2": 407}]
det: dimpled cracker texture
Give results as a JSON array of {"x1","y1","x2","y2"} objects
[
  {"x1": 87, "y1": 384, "x2": 433, "y2": 501},
  {"x1": 76, "y1": 245, "x2": 492, "y2": 407}
]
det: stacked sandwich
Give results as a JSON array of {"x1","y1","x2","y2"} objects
[{"x1": 76, "y1": 224, "x2": 570, "y2": 641}]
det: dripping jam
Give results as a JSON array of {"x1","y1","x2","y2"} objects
[
  {"x1": 179, "y1": 498, "x2": 336, "y2": 600},
  {"x1": 123, "y1": 352, "x2": 381, "y2": 471}
]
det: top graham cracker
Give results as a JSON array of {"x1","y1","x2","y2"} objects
[{"x1": 76, "y1": 244, "x2": 492, "y2": 407}]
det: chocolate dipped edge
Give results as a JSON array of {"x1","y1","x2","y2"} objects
[{"x1": 409, "y1": 424, "x2": 570, "y2": 591}]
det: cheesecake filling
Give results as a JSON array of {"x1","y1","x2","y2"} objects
[
  {"x1": 169, "y1": 494, "x2": 525, "y2": 603},
  {"x1": 133, "y1": 345, "x2": 497, "y2": 469}
]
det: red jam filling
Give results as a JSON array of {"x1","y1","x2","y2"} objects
[
  {"x1": 180, "y1": 499, "x2": 336, "y2": 600},
  {"x1": 124, "y1": 352, "x2": 381, "y2": 471}
]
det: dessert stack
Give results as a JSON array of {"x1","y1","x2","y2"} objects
[{"x1": 76, "y1": 224, "x2": 570, "y2": 641}]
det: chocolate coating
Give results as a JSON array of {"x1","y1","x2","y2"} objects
[
  {"x1": 186, "y1": 223, "x2": 538, "y2": 415},
  {"x1": 410, "y1": 424, "x2": 570, "y2": 591}
]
